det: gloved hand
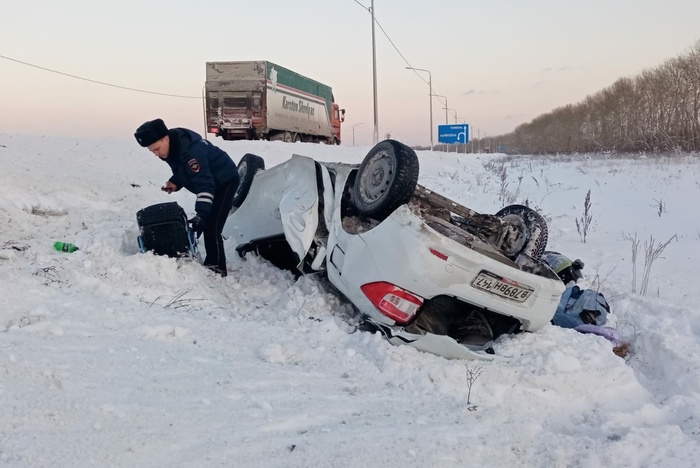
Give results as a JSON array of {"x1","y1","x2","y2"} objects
[
  {"x1": 188, "y1": 215, "x2": 206, "y2": 238},
  {"x1": 161, "y1": 181, "x2": 178, "y2": 194}
]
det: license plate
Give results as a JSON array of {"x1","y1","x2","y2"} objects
[{"x1": 471, "y1": 271, "x2": 534, "y2": 302}]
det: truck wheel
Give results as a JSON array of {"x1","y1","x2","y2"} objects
[
  {"x1": 232, "y1": 153, "x2": 265, "y2": 208},
  {"x1": 333, "y1": 137, "x2": 340, "y2": 145},
  {"x1": 294, "y1": 133, "x2": 302, "y2": 143},
  {"x1": 351, "y1": 139, "x2": 419, "y2": 221},
  {"x1": 283, "y1": 132, "x2": 293, "y2": 143},
  {"x1": 494, "y1": 205, "x2": 548, "y2": 260}
]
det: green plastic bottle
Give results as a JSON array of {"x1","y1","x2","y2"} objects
[{"x1": 54, "y1": 241, "x2": 79, "y2": 253}]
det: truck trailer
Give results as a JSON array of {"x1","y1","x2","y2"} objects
[{"x1": 205, "y1": 61, "x2": 345, "y2": 144}]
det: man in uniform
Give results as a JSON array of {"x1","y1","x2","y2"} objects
[{"x1": 135, "y1": 119, "x2": 239, "y2": 277}]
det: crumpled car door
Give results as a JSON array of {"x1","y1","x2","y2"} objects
[
  {"x1": 279, "y1": 182, "x2": 319, "y2": 269},
  {"x1": 276, "y1": 156, "x2": 325, "y2": 269}
]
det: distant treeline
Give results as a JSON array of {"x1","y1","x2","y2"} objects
[{"x1": 499, "y1": 40, "x2": 700, "y2": 154}]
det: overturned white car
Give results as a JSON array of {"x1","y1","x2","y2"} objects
[{"x1": 224, "y1": 140, "x2": 565, "y2": 360}]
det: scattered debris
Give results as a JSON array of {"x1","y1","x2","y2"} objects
[
  {"x1": 2, "y1": 241, "x2": 29, "y2": 251},
  {"x1": 28, "y1": 206, "x2": 67, "y2": 217},
  {"x1": 33, "y1": 266, "x2": 69, "y2": 285}
]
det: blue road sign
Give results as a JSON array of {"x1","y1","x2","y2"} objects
[{"x1": 438, "y1": 124, "x2": 469, "y2": 144}]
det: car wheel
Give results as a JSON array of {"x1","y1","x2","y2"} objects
[
  {"x1": 494, "y1": 205, "x2": 548, "y2": 260},
  {"x1": 231, "y1": 153, "x2": 265, "y2": 208},
  {"x1": 352, "y1": 139, "x2": 419, "y2": 221}
]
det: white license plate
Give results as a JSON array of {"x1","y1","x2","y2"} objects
[{"x1": 471, "y1": 271, "x2": 534, "y2": 302}]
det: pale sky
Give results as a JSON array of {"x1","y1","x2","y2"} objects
[{"x1": 2, "y1": 0, "x2": 699, "y2": 146}]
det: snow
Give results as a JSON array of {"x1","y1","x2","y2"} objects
[{"x1": 1, "y1": 133, "x2": 700, "y2": 467}]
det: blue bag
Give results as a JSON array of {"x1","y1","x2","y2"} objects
[{"x1": 552, "y1": 285, "x2": 610, "y2": 329}]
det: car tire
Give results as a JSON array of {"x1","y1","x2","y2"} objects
[
  {"x1": 495, "y1": 205, "x2": 548, "y2": 260},
  {"x1": 231, "y1": 153, "x2": 265, "y2": 208},
  {"x1": 351, "y1": 139, "x2": 419, "y2": 221}
]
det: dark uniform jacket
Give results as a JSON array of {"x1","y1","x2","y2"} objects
[{"x1": 163, "y1": 128, "x2": 238, "y2": 218}]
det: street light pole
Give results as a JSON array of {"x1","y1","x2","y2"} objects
[
  {"x1": 405, "y1": 66, "x2": 433, "y2": 151},
  {"x1": 431, "y1": 94, "x2": 448, "y2": 124},
  {"x1": 370, "y1": 0, "x2": 379, "y2": 145},
  {"x1": 444, "y1": 107, "x2": 457, "y2": 152},
  {"x1": 471, "y1": 127, "x2": 477, "y2": 153},
  {"x1": 455, "y1": 115, "x2": 466, "y2": 153},
  {"x1": 352, "y1": 122, "x2": 364, "y2": 145},
  {"x1": 201, "y1": 85, "x2": 208, "y2": 140},
  {"x1": 446, "y1": 108, "x2": 457, "y2": 124}
]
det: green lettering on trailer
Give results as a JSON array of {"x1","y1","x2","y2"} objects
[{"x1": 265, "y1": 61, "x2": 333, "y2": 119}]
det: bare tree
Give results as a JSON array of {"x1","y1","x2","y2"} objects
[
  {"x1": 575, "y1": 190, "x2": 593, "y2": 243},
  {"x1": 465, "y1": 364, "x2": 484, "y2": 406},
  {"x1": 622, "y1": 232, "x2": 641, "y2": 293},
  {"x1": 499, "y1": 39, "x2": 700, "y2": 154},
  {"x1": 639, "y1": 235, "x2": 677, "y2": 296}
]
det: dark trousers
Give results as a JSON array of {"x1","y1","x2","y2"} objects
[{"x1": 202, "y1": 178, "x2": 238, "y2": 275}]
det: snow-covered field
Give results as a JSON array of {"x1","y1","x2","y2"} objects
[{"x1": 1, "y1": 134, "x2": 699, "y2": 467}]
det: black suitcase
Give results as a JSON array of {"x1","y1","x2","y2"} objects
[{"x1": 136, "y1": 202, "x2": 197, "y2": 257}]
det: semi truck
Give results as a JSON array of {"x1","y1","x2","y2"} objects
[{"x1": 205, "y1": 61, "x2": 345, "y2": 144}]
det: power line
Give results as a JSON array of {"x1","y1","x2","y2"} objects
[
  {"x1": 353, "y1": 1, "x2": 447, "y2": 108},
  {"x1": 0, "y1": 53, "x2": 201, "y2": 99}
]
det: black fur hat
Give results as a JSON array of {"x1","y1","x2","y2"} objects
[{"x1": 134, "y1": 119, "x2": 168, "y2": 147}]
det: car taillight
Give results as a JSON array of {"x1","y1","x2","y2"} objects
[
  {"x1": 209, "y1": 127, "x2": 219, "y2": 134},
  {"x1": 360, "y1": 282, "x2": 423, "y2": 324}
]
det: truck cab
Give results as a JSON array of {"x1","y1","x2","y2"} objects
[{"x1": 331, "y1": 104, "x2": 345, "y2": 145}]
